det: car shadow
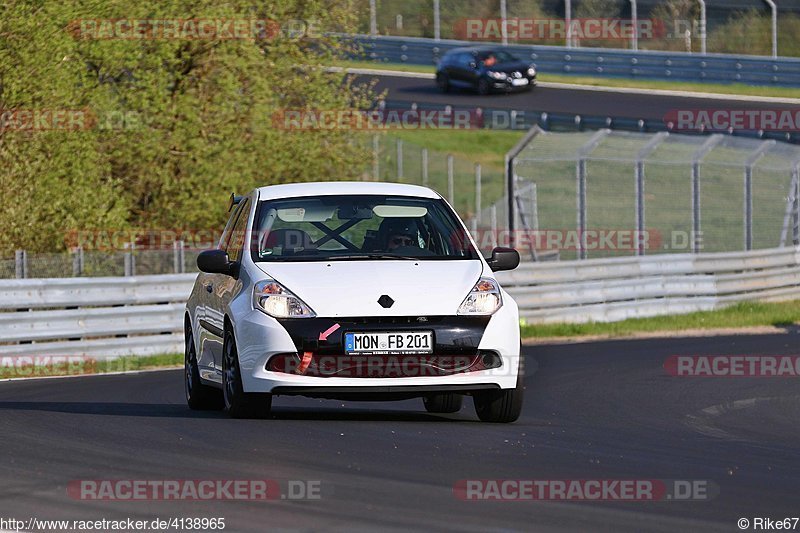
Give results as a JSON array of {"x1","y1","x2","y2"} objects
[
  {"x1": 0, "y1": 401, "x2": 225, "y2": 418},
  {"x1": 0, "y1": 401, "x2": 479, "y2": 422}
]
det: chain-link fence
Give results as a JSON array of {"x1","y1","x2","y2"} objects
[
  {"x1": 355, "y1": 0, "x2": 800, "y2": 57},
  {"x1": 361, "y1": 133, "x2": 509, "y2": 254},
  {"x1": 1, "y1": 245, "x2": 202, "y2": 279},
  {"x1": 510, "y1": 128, "x2": 800, "y2": 260}
]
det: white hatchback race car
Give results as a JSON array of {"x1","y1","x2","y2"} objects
[{"x1": 185, "y1": 182, "x2": 524, "y2": 422}]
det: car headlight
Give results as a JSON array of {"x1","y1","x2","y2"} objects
[
  {"x1": 487, "y1": 70, "x2": 507, "y2": 80},
  {"x1": 253, "y1": 279, "x2": 316, "y2": 318},
  {"x1": 457, "y1": 277, "x2": 503, "y2": 315},
  {"x1": 527, "y1": 66, "x2": 536, "y2": 77}
]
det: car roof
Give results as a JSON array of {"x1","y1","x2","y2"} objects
[
  {"x1": 445, "y1": 46, "x2": 498, "y2": 55},
  {"x1": 255, "y1": 181, "x2": 442, "y2": 201}
]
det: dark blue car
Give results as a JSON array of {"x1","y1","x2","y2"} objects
[{"x1": 436, "y1": 47, "x2": 537, "y2": 95}]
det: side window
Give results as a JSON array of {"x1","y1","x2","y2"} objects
[
  {"x1": 219, "y1": 201, "x2": 246, "y2": 251},
  {"x1": 225, "y1": 198, "x2": 251, "y2": 262}
]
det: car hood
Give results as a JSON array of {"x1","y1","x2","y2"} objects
[{"x1": 255, "y1": 260, "x2": 484, "y2": 317}]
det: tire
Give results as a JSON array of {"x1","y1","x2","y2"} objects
[
  {"x1": 436, "y1": 73, "x2": 450, "y2": 93},
  {"x1": 473, "y1": 372, "x2": 524, "y2": 423},
  {"x1": 477, "y1": 78, "x2": 491, "y2": 96},
  {"x1": 423, "y1": 393, "x2": 462, "y2": 414},
  {"x1": 185, "y1": 324, "x2": 224, "y2": 410},
  {"x1": 223, "y1": 328, "x2": 272, "y2": 419}
]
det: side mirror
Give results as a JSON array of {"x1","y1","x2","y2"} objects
[
  {"x1": 487, "y1": 247, "x2": 520, "y2": 272},
  {"x1": 197, "y1": 249, "x2": 235, "y2": 275}
]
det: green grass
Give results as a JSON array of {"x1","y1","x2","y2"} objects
[
  {"x1": 520, "y1": 300, "x2": 800, "y2": 339},
  {"x1": 332, "y1": 59, "x2": 800, "y2": 99},
  {"x1": 0, "y1": 353, "x2": 182, "y2": 380}
]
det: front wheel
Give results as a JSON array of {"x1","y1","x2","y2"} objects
[
  {"x1": 436, "y1": 73, "x2": 450, "y2": 93},
  {"x1": 423, "y1": 393, "x2": 462, "y2": 413},
  {"x1": 223, "y1": 328, "x2": 272, "y2": 419},
  {"x1": 473, "y1": 373, "x2": 524, "y2": 423}
]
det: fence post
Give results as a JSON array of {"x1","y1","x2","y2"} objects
[
  {"x1": 15, "y1": 249, "x2": 27, "y2": 279},
  {"x1": 475, "y1": 163, "x2": 482, "y2": 226},
  {"x1": 372, "y1": 134, "x2": 380, "y2": 181},
  {"x1": 635, "y1": 132, "x2": 668, "y2": 256},
  {"x1": 500, "y1": 0, "x2": 508, "y2": 46},
  {"x1": 124, "y1": 241, "x2": 135, "y2": 276},
  {"x1": 433, "y1": 0, "x2": 440, "y2": 41},
  {"x1": 72, "y1": 246, "x2": 84, "y2": 277},
  {"x1": 369, "y1": 0, "x2": 377, "y2": 36},
  {"x1": 490, "y1": 205, "x2": 498, "y2": 248},
  {"x1": 691, "y1": 135, "x2": 723, "y2": 253},
  {"x1": 795, "y1": 165, "x2": 800, "y2": 246},
  {"x1": 422, "y1": 148, "x2": 429, "y2": 186},
  {"x1": 396, "y1": 139, "x2": 403, "y2": 179},
  {"x1": 575, "y1": 129, "x2": 610, "y2": 259},
  {"x1": 173, "y1": 240, "x2": 185, "y2": 273},
  {"x1": 447, "y1": 154, "x2": 454, "y2": 205},
  {"x1": 744, "y1": 140, "x2": 774, "y2": 251}
]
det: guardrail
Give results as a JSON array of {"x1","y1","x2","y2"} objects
[
  {"x1": 0, "y1": 274, "x2": 196, "y2": 357},
  {"x1": 496, "y1": 246, "x2": 800, "y2": 322},
  {"x1": 1, "y1": 246, "x2": 798, "y2": 357},
  {"x1": 351, "y1": 34, "x2": 800, "y2": 87}
]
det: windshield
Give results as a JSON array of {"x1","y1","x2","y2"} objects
[
  {"x1": 250, "y1": 194, "x2": 478, "y2": 262},
  {"x1": 478, "y1": 51, "x2": 518, "y2": 64}
]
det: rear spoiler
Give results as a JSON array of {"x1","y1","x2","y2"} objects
[{"x1": 228, "y1": 193, "x2": 244, "y2": 212}]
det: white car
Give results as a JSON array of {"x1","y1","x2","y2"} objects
[{"x1": 184, "y1": 182, "x2": 523, "y2": 422}]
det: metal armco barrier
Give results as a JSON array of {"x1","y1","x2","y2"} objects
[
  {"x1": 0, "y1": 274, "x2": 196, "y2": 357},
  {"x1": 1, "y1": 246, "x2": 799, "y2": 357},
  {"x1": 495, "y1": 246, "x2": 800, "y2": 323},
  {"x1": 350, "y1": 35, "x2": 800, "y2": 87}
]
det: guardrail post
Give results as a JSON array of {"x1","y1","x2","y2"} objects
[
  {"x1": 72, "y1": 246, "x2": 84, "y2": 277},
  {"x1": 629, "y1": 0, "x2": 638, "y2": 51},
  {"x1": 15, "y1": 250, "x2": 27, "y2": 279},
  {"x1": 124, "y1": 241, "x2": 135, "y2": 276},
  {"x1": 396, "y1": 139, "x2": 403, "y2": 179},
  {"x1": 475, "y1": 163, "x2": 482, "y2": 226},
  {"x1": 447, "y1": 154, "x2": 454, "y2": 204},
  {"x1": 422, "y1": 148, "x2": 429, "y2": 186}
]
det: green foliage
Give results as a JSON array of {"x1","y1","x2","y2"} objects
[{"x1": 0, "y1": 0, "x2": 374, "y2": 254}]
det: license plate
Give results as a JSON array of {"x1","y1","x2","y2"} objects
[
  {"x1": 344, "y1": 331, "x2": 433, "y2": 355},
  {"x1": 512, "y1": 78, "x2": 529, "y2": 86}
]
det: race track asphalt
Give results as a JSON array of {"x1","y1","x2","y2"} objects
[
  {"x1": 1, "y1": 332, "x2": 798, "y2": 532},
  {"x1": 367, "y1": 74, "x2": 800, "y2": 123}
]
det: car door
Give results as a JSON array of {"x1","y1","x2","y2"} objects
[
  {"x1": 205, "y1": 196, "x2": 251, "y2": 371},
  {"x1": 197, "y1": 198, "x2": 247, "y2": 379}
]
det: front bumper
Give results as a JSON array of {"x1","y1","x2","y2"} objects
[{"x1": 233, "y1": 299, "x2": 521, "y2": 394}]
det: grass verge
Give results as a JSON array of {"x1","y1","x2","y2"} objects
[
  {"x1": 0, "y1": 353, "x2": 182, "y2": 380},
  {"x1": 520, "y1": 300, "x2": 800, "y2": 340},
  {"x1": 332, "y1": 59, "x2": 800, "y2": 99}
]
